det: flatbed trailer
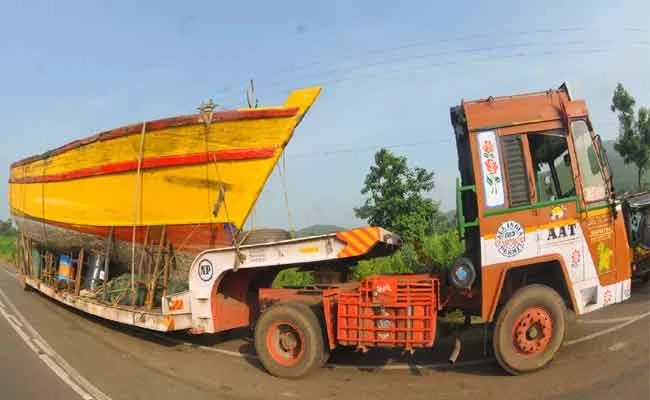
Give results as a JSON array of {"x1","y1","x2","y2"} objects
[{"x1": 19, "y1": 227, "x2": 404, "y2": 334}]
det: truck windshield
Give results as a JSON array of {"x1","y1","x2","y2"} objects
[{"x1": 571, "y1": 120, "x2": 608, "y2": 203}]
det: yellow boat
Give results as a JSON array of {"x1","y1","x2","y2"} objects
[{"x1": 9, "y1": 87, "x2": 321, "y2": 274}]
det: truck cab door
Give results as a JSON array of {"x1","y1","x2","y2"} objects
[{"x1": 569, "y1": 118, "x2": 631, "y2": 307}]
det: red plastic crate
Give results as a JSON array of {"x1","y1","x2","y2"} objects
[{"x1": 336, "y1": 274, "x2": 439, "y2": 350}]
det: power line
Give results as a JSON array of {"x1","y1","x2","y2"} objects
[
  {"x1": 214, "y1": 38, "x2": 650, "y2": 106},
  {"x1": 260, "y1": 25, "x2": 649, "y2": 83},
  {"x1": 320, "y1": 42, "x2": 650, "y2": 87}
]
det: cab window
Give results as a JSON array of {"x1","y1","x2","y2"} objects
[
  {"x1": 527, "y1": 132, "x2": 576, "y2": 202},
  {"x1": 571, "y1": 120, "x2": 608, "y2": 203}
]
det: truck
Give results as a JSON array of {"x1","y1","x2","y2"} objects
[{"x1": 14, "y1": 83, "x2": 650, "y2": 379}]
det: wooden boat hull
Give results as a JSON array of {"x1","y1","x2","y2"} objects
[{"x1": 9, "y1": 87, "x2": 321, "y2": 274}]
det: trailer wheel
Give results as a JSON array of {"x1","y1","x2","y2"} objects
[
  {"x1": 254, "y1": 302, "x2": 328, "y2": 379},
  {"x1": 493, "y1": 284, "x2": 566, "y2": 375}
]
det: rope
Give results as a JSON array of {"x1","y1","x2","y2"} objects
[
  {"x1": 130, "y1": 122, "x2": 147, "y2": 297},
  {"x1": 199, "y1": 106, "x2": 246, "y2": 268},
  {"x1": 277, "y1": 154, "x2": 296, "y2": 238}
]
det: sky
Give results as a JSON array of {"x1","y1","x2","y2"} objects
[{"x1": 1, "y1": 0, "x2": 649, "y2": 230}]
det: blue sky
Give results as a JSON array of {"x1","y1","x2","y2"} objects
[{"x1": 2, "y1": 1, "x2": 649, "y2": 229}]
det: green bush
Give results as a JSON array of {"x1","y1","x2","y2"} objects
[
  {"x1": 0, "y1": 234, "x2": 16, "y2": 262},
  {"x1": 421, "y1": 230, "x2": 464, "y2": 269},
  {"x1": 272, "y1": 268, "x2": 314, "y2": 288},
  {"x1": 352, "y1": 230, "x2": 464, "y2": 281}
]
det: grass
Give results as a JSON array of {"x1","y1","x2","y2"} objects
[{"x1": 0, "y1": 233, "x2": 16, "y2": 263}]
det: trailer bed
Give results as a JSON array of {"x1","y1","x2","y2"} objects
[{"x1": 24, "y1": 276, "x2": 191, "y2": 332}]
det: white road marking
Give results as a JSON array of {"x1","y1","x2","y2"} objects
[
  {"x1": 39, "y1": 354, "x2": 93, "y2": 400},
  {"x1": 7, "y1": 313, "x2": 23, "y2": 327},
  {"x1": 0, "y1": 306, "x2": 40, "y2": 353},
  {"x1": 198, "y1": 345, "x2": 259, "y2": 359},
  {"x1": 608, "y1": 342, "x2": 627, "y2": 352},
  {"x1": 0, "y1": 287, "x2": 111, "y2": 400},
  {"x1": 3, "y1": 267, "x2": 18, "y2": 279},
  {"x1": 576, "y1": 316, "x2": 637, "y2": 324},
  {"x1": 564, "y1": 311, "x2": 650, "y2": 347}
]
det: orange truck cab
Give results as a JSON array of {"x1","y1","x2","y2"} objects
[
  {"x1": 449, "y1": 83, "x2": 649, "y2": 373},
  {"x1": 251, "y1": 83, "x2": 650, "y2": 379}
]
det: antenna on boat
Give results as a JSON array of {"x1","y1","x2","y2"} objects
[
  {"x1": 246, "y1": 79, "x2": 259, "y2": 109},
  {"x1": 198, "y1": 99, "x2": 218, "y2": 114}
]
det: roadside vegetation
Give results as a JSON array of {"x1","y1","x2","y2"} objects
[
  {"x1": 274, "y1": 148, "x2": 463, "y2": 287},
  {"x1": 0, "y1": 219, "x2": 16, "y2": 262}
]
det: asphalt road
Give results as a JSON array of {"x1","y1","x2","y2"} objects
[{"x1": 0, "y1": 262, "x2": 648, "y2": 400}]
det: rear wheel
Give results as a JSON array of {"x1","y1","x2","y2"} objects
[
  {"x1": 254, "y1": 302, "x2": 328, "y2": 378},
  {"x1": 493, "y1": 284, "x2": 566, "y2": 375}
]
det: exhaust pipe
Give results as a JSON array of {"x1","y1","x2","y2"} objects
[{"x1": 448, "y1": 334, "x2": 462, "y2": 364}]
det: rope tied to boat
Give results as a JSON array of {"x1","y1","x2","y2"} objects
[
  {"x1": 276, "y1": 154, "x2": 296, "y2": 238},
  {"x1": 198, "y1": 100, "x2": 246, "y2": 270},
  {"x1": 130, "y1": 121, "x2": 147, "y2": 298}
]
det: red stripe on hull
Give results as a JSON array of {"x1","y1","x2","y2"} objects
[
  {"x1": 11, "y1": 107, "x2": 298, "y2": 168},
  {"x1": 10, "y1": 147, "x2": 276, "y2": 184}
]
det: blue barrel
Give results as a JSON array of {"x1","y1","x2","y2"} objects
[
  {"x1": 82, "y1": 254, "x2": 105, "y2": 290},
  {"x1": 57, "y1": 255, "x2": 75, "y2": 282}
]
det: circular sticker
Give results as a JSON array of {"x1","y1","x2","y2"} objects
[
  {"x1": 495, "y1": 220, "x2": 525, "y2": 258},
  {"x1": 198, "y1": 259, "x2": 214, "y2": 282}
]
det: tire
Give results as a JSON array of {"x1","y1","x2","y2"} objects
[
  {"x1": 493, "y1": 284, "x2": 566, "y2": 375},
  {"x1": 254, "y1": 302, "x2": 329, "y2": 379},
  {"x1": 238, "y1": 229, "x2": 291, "y2": 245}
]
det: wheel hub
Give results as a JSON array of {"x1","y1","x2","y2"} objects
[
  {"x1": 279, "y1": 331, "x2": 298, "y2": 352},
  {"x1": 512, "y1": 307, "x2": 553, "y2": 355},
  {"x1": 266, "y1": 322, "x2": 304, "y2": 366}
]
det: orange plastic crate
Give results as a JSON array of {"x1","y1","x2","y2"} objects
[{"x1": 336, "y1": 274, "x2": 439, "y2": 350}]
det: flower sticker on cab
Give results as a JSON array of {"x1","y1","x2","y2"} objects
[
  {"x1": 485, "y1": 158, "x2": 498, "y2": 174},
  {"x1": 477, "y1": 131, "x2": 505, "y2": 208},
  {"x1": 482, "y1": 140, "x2": 494, "y2": 154}
]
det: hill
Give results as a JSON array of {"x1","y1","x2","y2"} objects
[{"x1": 295, "y1": 224, "x2": 346, "y2": 237}]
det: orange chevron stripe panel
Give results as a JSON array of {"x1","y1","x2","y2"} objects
[{"x1": 336, "y1": 227, "x2": 381, "y2": 258}]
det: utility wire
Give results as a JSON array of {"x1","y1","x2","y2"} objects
[
  {"x1": 261, "y1": 25, "x2": 649, "y2": 82},
  {"x1": 214, "y1": 38, "x2": 650, "y2": 106}
]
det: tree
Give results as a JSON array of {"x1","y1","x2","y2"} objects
[
  {"x1": 611, "y1": 83, "x2": 650, "y2": 191},
  {"x1": 0, "y1": 219, "x2": 15, "y2": 235},
  {"x1": 355, "y1": 149, "x2": 439, "y2": 243}
]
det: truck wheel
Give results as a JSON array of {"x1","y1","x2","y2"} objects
[
  {"x1": 493, "y1": 284, "x2": 566, "y2": 375},
  {"x1": 254, "y1": 302, "x2": 328, "y2": 379}
]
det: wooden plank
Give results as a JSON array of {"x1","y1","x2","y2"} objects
[
  {"x1": 102, "y1": 227, "x2": 114, "y2": 301},
  {"x1": 145, "y1": 226, "x2": 166, "y2": 310},
  {"x1": 15, "y1": 234, "x2": 23, "y2": 276},
  {"x1": 26, "y1": 237, "x2": 32, "y2": 279},
  {"x1": 74, "y1": 248, "x2": 85, "y2": 295},
  {"x1": 137, "y1": 226, "x2": 150, "y2": 277},
  {"x1": 162, "y1": 242, "x2": 172, "y2": 299}
]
